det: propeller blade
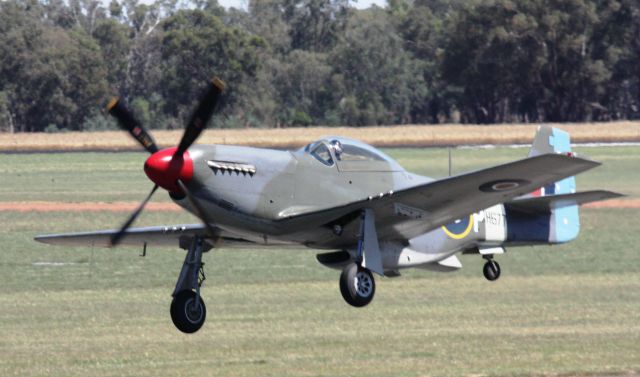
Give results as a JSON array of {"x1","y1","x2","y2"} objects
[
  {"x1": 110, "y1": 184, "x2": 159, "y2": 247},
  {"x1": 176, "y1": 179, "x2": 218, "y2": 239},
  {"x1": 175, "y1": 77, "x2": 225, "y2": 156},
  {"x1": 106, "y1": 97, "x2": 159, "y2": 154}
]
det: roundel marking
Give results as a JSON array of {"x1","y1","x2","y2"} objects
[
  {"x1": 442, "y1": 215, "x2": 474, "y2": 240},
  {"x1": 479, "y1": 179, "x2": 530, "y2": 193}
]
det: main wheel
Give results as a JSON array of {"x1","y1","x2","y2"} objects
[
  {"x1": 170, "y1": 290, "x2": 207, "y2": 333},
  {"x1": 483, "y1": 260, "x2": 501, "y2": 281},
  {"x1": 339, "y1": 263, "x2": 375, "y2": 307}
]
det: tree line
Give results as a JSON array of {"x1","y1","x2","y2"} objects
[{"x1": 1, "y1": 0, "x2": 639, "y2": 132}]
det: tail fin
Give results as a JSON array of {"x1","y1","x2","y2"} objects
[
  {"x1": 528, "y1": 126, "x2": 576, "y2": 196},
  {"x1": 528, "y1": 126, "x2": 579, "y2": 242}
]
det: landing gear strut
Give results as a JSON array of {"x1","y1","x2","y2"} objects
[
  {"x1": 339, "y1": 209, "x2": 381, "y2": 307},
  {"x1": 171, "y1": 236, "x2": 207, "y2": 333},
  {"x1": 482, "y1": 256, "x2": 501, "y2": 281},
  {"x1": 340, "y1": 263, "x2": 376, "y2": 307}
]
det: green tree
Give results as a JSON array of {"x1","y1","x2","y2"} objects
[
  {"x1": 0, "y1": 0, "x2": 108, "y2": 131},
  {"x1": 442, "y1": 0, "x2": 612, "y2": 123},
  {"x1": 330, "y1": 7, "x2": 426, "y2": 125},
  {"x1": 158, "y1": 9, "x2": 265, "y2": 126},
  {"x1": 0, "y1": 91, "x2": 15, "y2": 133},
  {"x1": 2, "y1": 0, "x2": 640, "y2": 132},
  {"x1": 271, "y1": 50, "x2": 332, "y2": 126},
  {"x1": 282, "y1": 0, "x2": 350, "y2": 52},
  {"x1": 246, "y1": 0, "x2": 291, "y2": 54},
  {"x1": 590, "y1": 0, "x2": 640, "y2": 120},
  {"x1": 92, "y1": 19, "x2": 131, "y2": 89},
  {"x1": 394, "y1": 0, "x2": 452, "y2": 122}
]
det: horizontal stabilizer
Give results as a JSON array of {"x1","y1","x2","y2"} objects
[{"x1": 506, "y1": 190, "x2": 623, "y2": 214}]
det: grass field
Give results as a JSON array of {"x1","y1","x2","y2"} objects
[
  {"x1": 0, "y1": 146, "x2": 639, "y2": 376},
  {"x1": 1, "y1": 121, "x2": 639, "y2": 151}
]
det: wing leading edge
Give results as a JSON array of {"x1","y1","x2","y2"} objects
[{"x1": 34, "y1": 224, "x2": 258, "y2": 249}]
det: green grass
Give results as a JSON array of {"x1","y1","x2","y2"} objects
[
  {"x1": 0, "y1": 146, "x2": 639, "y2": 377},
  {"x1": 0, "y1": 152, "x2": 151, "y2": 202}
]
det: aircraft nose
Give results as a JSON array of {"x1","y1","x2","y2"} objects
[{"x1": 144, "y1": 147, "x2": 193, "y2": 192}]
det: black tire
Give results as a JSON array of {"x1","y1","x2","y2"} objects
[
  {"x1": 170, "y1": 290, "x2": 206, "y2": 333},
  {"x1": 339, "y1": 263, "x2": 375, "y2": 307},
  {"x1": 483, "y1": 260, "x2": 501, "y2": 281}
]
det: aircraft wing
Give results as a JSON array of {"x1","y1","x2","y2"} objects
[
  {"x1": 377, "y1": 154, "x2": 602, "y2": 239},
  {"x1": 34, "y1": 224, "x2": 263, "y2": 249},
  {"x1": 294, "y1": 154, "x2": 602, "y2": 241}
]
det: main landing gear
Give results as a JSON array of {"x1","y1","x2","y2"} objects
[
  {"x1": 340, "y1": 263, "x2": 376, "y2": 307},
  {"x1": 482, "y1": 256, "x2": 501, "y2": 281},
  {"x1": 171, "y1": 236, "x2": 208, "y2": 333},
  {"x1": 339, "y1": 209, "x2": 381, "y2": 308}
]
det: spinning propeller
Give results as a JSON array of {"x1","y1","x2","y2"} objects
[{"x1": 107, "y1": 78, "x2": 226, "y2": 247}]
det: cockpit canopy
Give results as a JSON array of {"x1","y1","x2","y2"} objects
[{"x1": 301, "y1": 136, "x2": 404, "y2": 171}]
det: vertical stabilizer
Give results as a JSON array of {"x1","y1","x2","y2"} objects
[
  {"x1": 528, "y1": 125, "x2": 576, "y2": 196},
  {"x1": 527, "y1": 126, "x2": 579, "y2": 242}
]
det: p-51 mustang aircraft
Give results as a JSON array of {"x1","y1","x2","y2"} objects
[{"x1": 36, "y1": 78, "x2": 622, "y2": 333}]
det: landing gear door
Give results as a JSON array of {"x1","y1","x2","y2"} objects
[{"x1": 361, "y1": 209, "x2": 384, "y2": 276}]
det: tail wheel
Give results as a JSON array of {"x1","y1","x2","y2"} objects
[
  {"x1": 483, "y1": 260, "x2": 501, "y2": 281},
  {"x1": 339, "y1": 263, "x2": 375, "y2": 307},
  {"x1": 170, "y1": 290, "x2": 207, "y2": 333}
]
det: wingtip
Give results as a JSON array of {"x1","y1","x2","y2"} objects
[
  {"x1": 34, "y1": 234, "x2": 52, "y2": 245},
  {"x1": 578, "y1": 156, "x2": 602, "y2": 167},
  {"x1": 536, "y1": 152, "x2": 600, "y2": 165},
  {"x1": 585, "y1": 190, "x2": 626, "y2": 202},
  {"x1": 604, "y1": 190, "x2": 626, "y2": 199},
  {"x1": 550, "y1": 152, "x2": 602, "y2": 167}
]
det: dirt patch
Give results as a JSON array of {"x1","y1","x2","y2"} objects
[
  {"x1": 1, "y1": 121, "x2": 639, "y2": 152},
  {"x1": 0, "y1": 199, "x2": 637, "y2": 213},
  {"x1": 0, "y1": 201, "x2": 182, "y2": 212}
]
